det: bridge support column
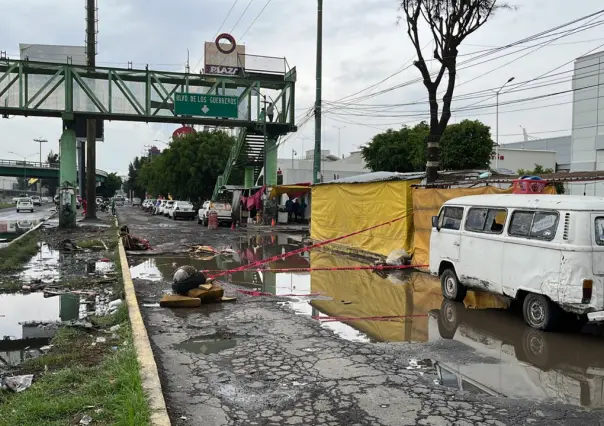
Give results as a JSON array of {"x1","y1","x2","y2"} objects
[
  {"x1": 59, "y1": 122, "x2": 77, "y2": 228},
  {"x1": 244, "y1": 167, "x2": 254, "y2": 189},
  {"x1": 265, "y1": 137, "x2": 278, "y2": 186}
]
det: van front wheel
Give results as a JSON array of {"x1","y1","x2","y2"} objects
[
  {"x1": 522, "y1": 293, "x2": 559, "y2": 331},
  {"x1": 441, "y1": 269, "x2": 466, "y2": 302}
]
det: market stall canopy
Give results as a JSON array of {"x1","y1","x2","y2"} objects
[{"x1": 268, "y1": 184, "x2": 311, "y2": 199}]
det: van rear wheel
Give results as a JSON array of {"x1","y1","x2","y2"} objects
[
  {"x1": 441, "y1": 268, "x2": 466, "y2": 302},
  {"x1": 522, "y1": 293, "x2": 559, "y2": 331}
]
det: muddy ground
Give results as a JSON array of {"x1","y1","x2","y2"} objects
[{"x1": 119, "y1": 205, "x2": 604, "y2": 426}]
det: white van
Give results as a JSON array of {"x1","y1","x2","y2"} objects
[{"x1": 429, "y1": 194, "x2": 604, "y2": 331}]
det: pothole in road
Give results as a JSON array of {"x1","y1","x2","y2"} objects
[{"x1": 174, "y1": 332, "x2": 241, "y2": 355}]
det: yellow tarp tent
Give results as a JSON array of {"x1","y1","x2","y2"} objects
[
  {"x1": 311, "y1": 178, "x2": 419, "y2": 257},
  {"x1": 412, "y1": 185, "x2": 557, "y2": 266},
  {"x1": 310, "y1": 251, "x2": 508, "y2": 342}
]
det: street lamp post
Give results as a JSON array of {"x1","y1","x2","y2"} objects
[
  {"x1": 332, "y1": 126, "x2": 346, "y2": 158},
  {"x1": 9, "y1": 151, "x2": 39, "y2": 192},
  {"x1": 494, "y1": 77, "x2": 515, "y2": 170},
  {"x1": 34, "y1": 138, "x2": 48, "y2": 197}
]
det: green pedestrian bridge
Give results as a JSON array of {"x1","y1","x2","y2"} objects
[{"x1": 0, "y1": 159, "x2": 108, "y2": 182}]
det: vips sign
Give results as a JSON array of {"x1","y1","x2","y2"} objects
[{"x1": 204, "y1": 34, "x2": 245, "y2": 76}]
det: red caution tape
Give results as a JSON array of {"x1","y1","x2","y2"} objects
[
  {"x1": 313, "y1": 313, "x2": 429, "y2": 322},
  {"x1": 203, "y1": 264, "x2": 425, "y2": 275},
  {"x1": 237, "y1": 289, "x2": 323, "y2": 297},
  {"x1": 206, "y1": 212, "x2": 414, "y2": 279}
]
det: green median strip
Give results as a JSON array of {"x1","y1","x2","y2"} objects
[{"x1": 0, "y1": 230, "x2": 40, "y2": 273}]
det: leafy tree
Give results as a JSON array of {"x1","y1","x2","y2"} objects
[
  {"x1": 97, "y1": 173, "x2": 123, "y2": 198},
  {"x1": 136, "y1": 130, "x2": 242, "y2": 203},
  {"x1": 399, "y1": 0, "x2": 510, "y2": 182},
  {"x1": 362, "y1": 120, "x2": 493, "y2": 172},
  {"x1": 517, "y1": 164, "x2": 564, "y2": 194},
  {"x1": 41, "y1": 151, "x2": 60, "y2": 196},
  {"x1": 124, "y1": 156, "x2": 148, "y2": 199}
]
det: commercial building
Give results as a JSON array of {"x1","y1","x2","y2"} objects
[
  {"x1": 568, "y1": 50, "x2": 604, "y2": 195},
  {"x1": 489, "y1": 147, "x2": 557, "y2": 174},
  {"x1": 503, "y1": 135, "x2": 571, "y2": 171},
  {"x1": 277, "y1": 149, "x2": 370, "y2": 185}
]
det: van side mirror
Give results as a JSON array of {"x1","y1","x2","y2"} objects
[{"x1": 432, "y1": 216, "x2": 440, "y2": 231}]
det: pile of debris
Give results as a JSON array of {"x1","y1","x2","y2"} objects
[{"x1": 159, "y1": 265, "x2": 235, "y2": 308}]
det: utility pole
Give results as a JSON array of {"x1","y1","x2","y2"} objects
[
  {"x1": 332, "y1": 126, "x2": 345, "y2": 158},
  {"x1": 85, "y1": 0, "x2": 98, "y2": 218},
  {"x1": 34, "y1": 138, "x2": 48, "y2": 198},
  {"x1": 292, "y1": 149, "x2": 297, "y2": 169},
  {"x1": 313, "y1": 0, "x2": 323, "y2": 184},
  {"x1": 494, "y1": 77, "x2": 514, "y2": 170}
]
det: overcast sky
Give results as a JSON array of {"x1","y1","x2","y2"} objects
[{"x1": 0, "y1": 0, "x2": 603, "y2": 175}]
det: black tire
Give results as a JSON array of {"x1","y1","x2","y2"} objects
[
  {"x1": 522, "y1": 293, "x2": 559, "y2": 331},
  {"x1": 440, "y1": 268, "x2": 467, "y2": 302},
  {"x1": 519, "y1": 327, "x2": 551, "y2": 370},
  {"x1": 438, "y1": 299, "x2": 462, "y2": 339},
  {"x1": 203, "y1": 216, "x2": 208, "y2": 227},
  {"x1": 197, "y1": 217, "x2": 202, "y2": 225}
]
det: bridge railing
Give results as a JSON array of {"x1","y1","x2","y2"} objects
[{"x1": 0, "y1": 159, "x2": 55, "y2": 168}]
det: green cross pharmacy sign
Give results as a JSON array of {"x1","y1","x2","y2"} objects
[{"x1": 174, "y1": 93, "x2": 239, "y2": 118}]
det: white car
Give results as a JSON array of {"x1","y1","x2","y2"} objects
[
  {"x1": 132, "y1": 197, "x2": 142, "y2": 206},
  {"x1": 162, "y1": 200, "x2": 175, "y2": 216},
  {"x1": 16, "y1": 198, "x2": 34, "y2": 213},
  {"x1": 154, "y1": 200, "x2": 166, "y2": 215},
  {"x1": 169, "y1": 201, "x2": 196, "y2": 220},
  {"x1": 30, "y1": 195, "x2": 42, "y2": 206},
  {"x1": 198, "y1": 200, "x2": 232, "y2": 226}
]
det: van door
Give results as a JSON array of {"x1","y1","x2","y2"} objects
[
  {"x1": 433, "y1": 206, "x2": 463, "y2": 263},
  {"x1": 459, "y1": 207, "x2": 507, "y2": 294},
  {"x1": 592, "y1": 215, "x2": 604, "y2": 275}
]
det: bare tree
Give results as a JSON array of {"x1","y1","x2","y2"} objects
[{"x1": 400, "y1": 0, "x2": 510, "y2": 183}]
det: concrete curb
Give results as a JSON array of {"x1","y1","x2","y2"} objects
[
  {"x1": 4, "y1": 209, "x2": 58, "y2": 248},
  {"x1": 117, "y1": 227, "x2": 172, "y2": 426}
]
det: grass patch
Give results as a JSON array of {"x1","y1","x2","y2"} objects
[
  {"x1": 0, "y1": 202, "x2": 13, "y2": 209},
  {"x1": 0, "y1": 230, "x2": 40, "y2": 272},
  {"x1": 76, "y1": 239, "x2": 106, "y2": 250},
  {"x1": 0, "y1": 306, "x2": 150, "y2": 426}
]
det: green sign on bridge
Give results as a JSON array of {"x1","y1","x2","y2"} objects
[{"x1": 174, "y1": 93, "x2": 239, "y2": 118}]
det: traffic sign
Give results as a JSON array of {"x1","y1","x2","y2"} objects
[{"x1": 174, "y1": 93, "x2": 239, "y2": 118}]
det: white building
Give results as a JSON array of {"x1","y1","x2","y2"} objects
[
  {"x1": 503, "y1": 135, "x2": 571, "y2": 171},
  {"x1": 277, "y1": 150, "x2": 369, "y2": 184},
  {"x1": 569, "y1": 50, "x2": 604, "y2": 195},
  {"x1": 490, "y1": 147, "x2": 557, "y2": 174}
]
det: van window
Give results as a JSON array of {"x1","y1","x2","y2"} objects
[
  {"x1": 465, "y1": 208, "x2": 507, "y2": 234},
  {"x1": 440, "y1": 207, "x2": 463, "y2": 230},
  {"x1": 509, "y1": 210, "x2": 558, "y2": 241},
  {"x1": 595, "y1": 217, "x2": 604, "y2": 246}
]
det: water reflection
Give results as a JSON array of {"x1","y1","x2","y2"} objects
[
  {"x1": 0, "y1": 292, "x2": 83, "y2": 369},
  {"x1": 429, "y1": 300, "x2": 604, "y2": 408},
  {"x1": 0, "y1": 219, "x2": 42, "y2": 248}
]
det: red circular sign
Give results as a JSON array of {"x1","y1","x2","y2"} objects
[
  {"x1": 216, "y1": 33, "x2": 237, "y2": 54},
  {"x1": 172, "y1": 126, "x2": 196, "y2": 139}
]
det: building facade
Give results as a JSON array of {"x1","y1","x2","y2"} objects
[
  {"x1": 570, "y1": 50, "x2": 604, "y2": 195},
  {"x1": 503, "y1": 135, "x2": 571, "y2": 171},
  {"x1": 277, "y1": 150, "x2": 370, "y2": 185}
]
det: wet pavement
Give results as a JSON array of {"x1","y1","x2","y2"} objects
[
  {"x1": 118, "y1": 205, "x2": 604, "y2": 425},
  {"x1": 0, "y1": 204, "x2": 55, "y2": 222}
]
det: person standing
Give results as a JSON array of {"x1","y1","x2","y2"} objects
[
  {"x1": 299, "y1": 198, "x2": 307, "y2": 222},
  {"x1": 292, "y1": 198, "x2": 300, "y2": 223},
  {"x1": 285, "y1": 198, "x2": 293, "y2": 223},
  {"x1": 267, "y1": 103, "x2": 274, "y2": 122}
]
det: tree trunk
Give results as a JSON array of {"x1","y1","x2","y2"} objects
[{"x1": 425, "y1": 132, "x2": 441, "y2": 183}]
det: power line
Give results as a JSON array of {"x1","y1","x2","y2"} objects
[
  {"x1": 240, "y1": 0, "x2": 273, "y2": 41},
  {"x1": 230, "y1": 0, "x2": 254, "y2": 34}
]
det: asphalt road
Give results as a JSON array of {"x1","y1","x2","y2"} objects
[
  {"x1": 119, "y1": 206, "x2": 604, "y2": 426},
  {"x1": 0, "y1": 204, "x2": 55, "y2": 221}
]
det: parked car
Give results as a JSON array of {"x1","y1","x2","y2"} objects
[
  {"x1": 16, "y1": 198, "x2": 34, "y2": 213},
  {"x1": 114, "y1": 196, "x2": 125, "y2": 207},
  {"x1": 198, "y1": 200, "x2": 232, "y2": 226},
  {"x1": 30, "y1": 195, "x2": 42, "y2": 206},
  {"x1": 430, "y1": 194, "x2": 604, "y2": 331},
  {"x1": 132, "y1": 197, "x2": 142, "y2": 206},
  {"x1": 163, "y1": 200, "x2": 175, "y2": 217},
  {"x1": 169, "y1": 201, "x2": 196, "y2": 220},
  {"x1": 42, "y1": 196, "x2": 51, "y2": 203}
]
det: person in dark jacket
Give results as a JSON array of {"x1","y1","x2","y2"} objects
[
  {"x1": 285, "y1": 198, "x2": 293, "y2": 222},
  {"x1": 292, "y1": 198, "x2": 300, "y2": 222}
]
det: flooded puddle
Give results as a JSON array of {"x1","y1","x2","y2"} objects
[
  {"x1": 0, "y1": 292, "x2": 86, "y2": 369},
  {"x1": 131, "y1": 234, "x2": 604, "y2": 409},
  {"x1": 0, "y1": 219, "x2": 43, "y2": 248},
  {"x1": 175, "y1": 335, "x2": 238, "y2": 355}
]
